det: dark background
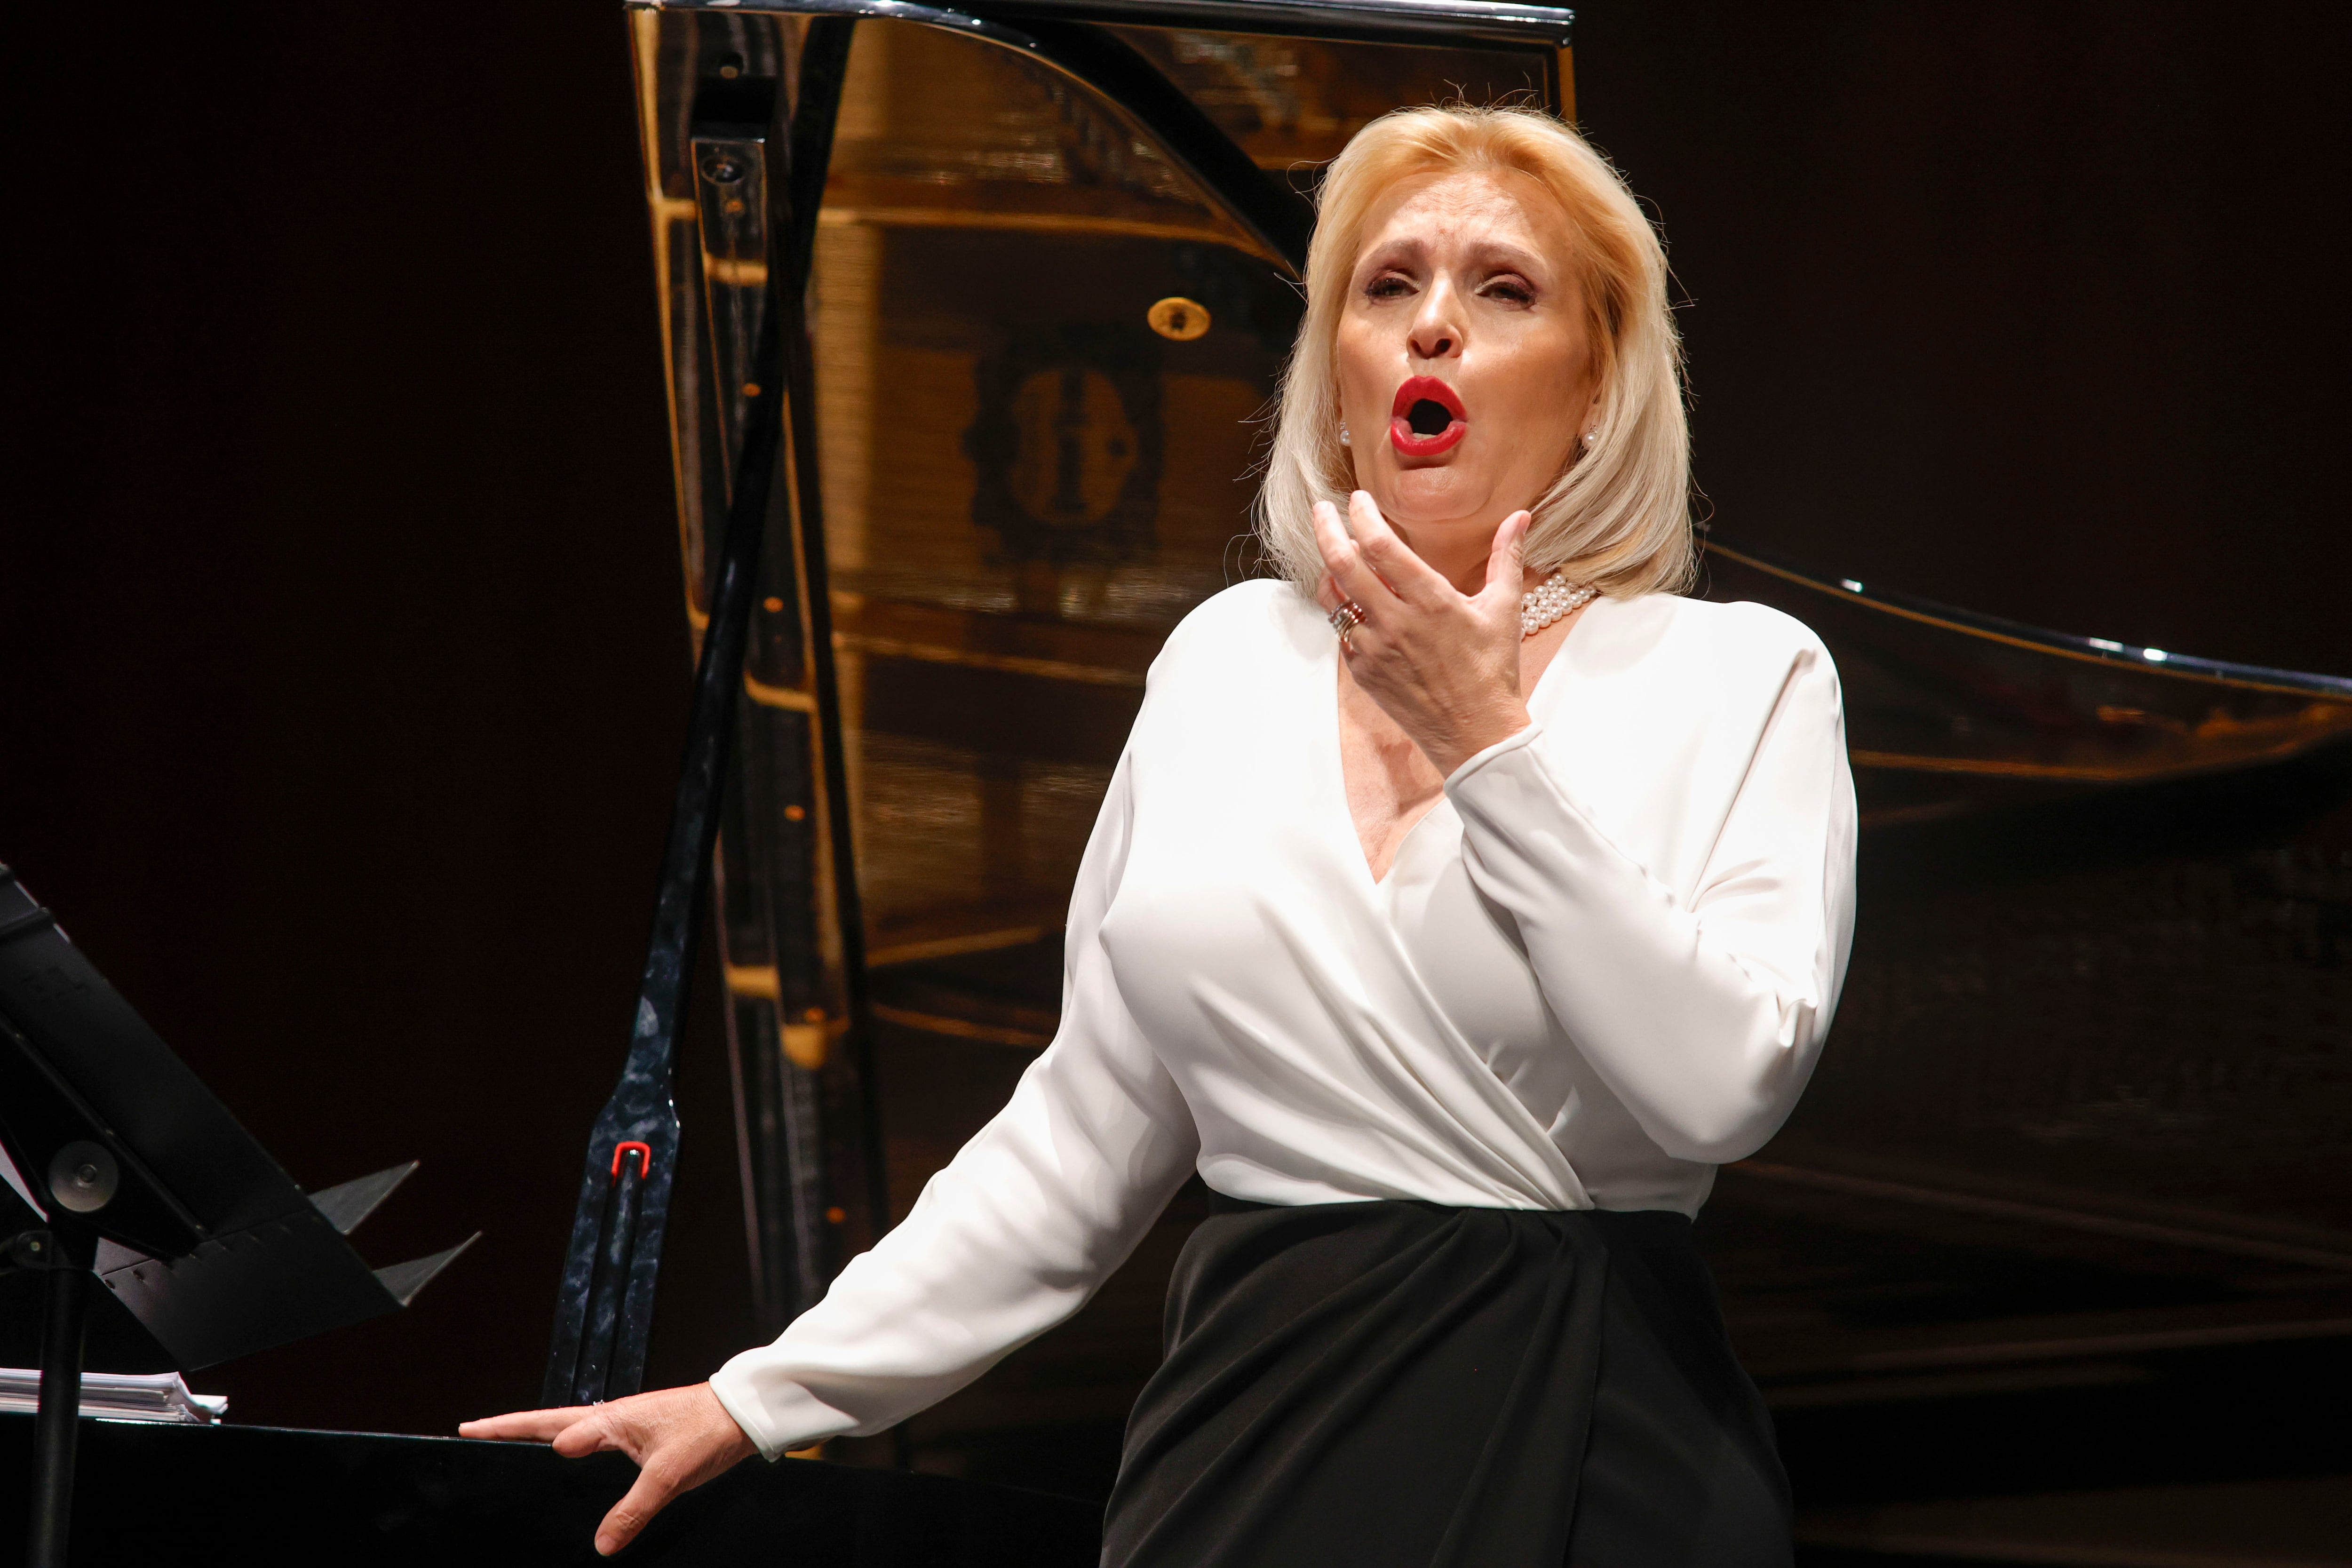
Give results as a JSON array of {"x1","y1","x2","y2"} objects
[{"x1": 3, "y1": 0, "x2": 2346, "y2": 1437}]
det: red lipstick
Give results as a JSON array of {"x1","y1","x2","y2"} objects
[{"x1": 1389, "y1": 376, "x2": 1467, "y2": 457}]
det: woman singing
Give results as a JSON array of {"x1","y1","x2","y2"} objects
[{"x1": 467, "y1": 102, "x2": 1857, "y2": 1567}]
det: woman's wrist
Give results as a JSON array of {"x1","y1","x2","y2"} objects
[{"x1": 1422, "y1": 700, "x2": 1531, "y2": 777}]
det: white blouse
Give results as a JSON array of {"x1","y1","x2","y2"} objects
[{"x1": 712, "y1": 581, "x2": 1858, "y2": 1459}]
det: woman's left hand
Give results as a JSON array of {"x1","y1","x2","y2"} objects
[
  {"x1": 460, "y1": 1383, "x2": 757, "y2": 1555},
  {"x1": 1313, "y1": 491, "x2": 1533, "y2": 776}
]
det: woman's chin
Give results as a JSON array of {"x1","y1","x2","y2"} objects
[{"x1": 1376, "y1": 466, "x2": 1494, "y2": 526}]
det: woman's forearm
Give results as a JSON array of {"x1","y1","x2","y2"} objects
[
  {"x1": 1444, "y1": 657, "x2": 1857, "y2": 1163},
  {"x1": 710, "y1": 1011, "x2": 1199, "y2": 1456},
  {"x1": 711, "y1": 752, "x2": 1201, "y2": 1458}
]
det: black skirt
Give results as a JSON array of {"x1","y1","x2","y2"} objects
[{"x1": 1102, "y1": 1197, "x2": 1791, "y2": 1568}]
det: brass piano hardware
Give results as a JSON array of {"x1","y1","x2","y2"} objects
[
  {"x1": 867, "y1": 925, "x2": 1056, "y2": 969},
  {"x1": 704, "y1": 255, "x2": 770, "y2": 288},
  {"x1": 833, "y1": 630, "x2": 1147, "y2": 689},
  {"x1": 724, "y1": 963, "x2": 782, "y2": 1002},
  {"x1": 782, "y1": 1023, "x2": 829, "y2": 1070},
  {"x1": 869, "y1": 1002, "x2": 1054, "y2": 1050},
  {"x1": 784, "y1": 1009, "x2": 846, "y2": 1071},
  {"x1": 817, "y1": 203, "x2": 1279, "y2": 260},
  {"x1": 1147, "y1": 296, "x2": 1211, "y2": 341},
  {"x1": 743, "y1": 381, "x2": 763, "y2": 397},
  {"x1": 830, "y1": 590, "x2": 1163, "y2": 674},
  {"x1": 725, "y1": 965, "x2": 839, "y2": 1067},
  {"x1": 763, "y1": 596, "x2": 786, "y2": 613},
  {"x1": 744, "y1": 672, "x2": 818, "y2": 711}
]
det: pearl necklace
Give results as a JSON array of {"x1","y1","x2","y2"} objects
[{"x1": 1520, "y1": 569, "x2": 1597, "y2": 638}]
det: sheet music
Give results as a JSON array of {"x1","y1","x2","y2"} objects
[{"x1": 0, "y1": 1368, "x2": 225, "y2": 1424}]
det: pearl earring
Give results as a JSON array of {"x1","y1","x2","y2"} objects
[
  {"x1": 1581, "y1": 430, "x2": 1597, "y2": 446},
  {"x1": 1339, "y1": 422, "x2": 1351, "y2": 446}
]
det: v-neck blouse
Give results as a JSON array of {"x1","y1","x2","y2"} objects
[{"x1": 712, "y1": 581, "x2": 1858, "y2": 1458}]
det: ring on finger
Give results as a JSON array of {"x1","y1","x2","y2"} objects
[{"x1": 1327, "y1": 601, "x2": 1367, "y2": 642}]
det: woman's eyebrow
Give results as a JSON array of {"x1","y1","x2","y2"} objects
[
  {"x1": 1470, "y1": 241, "x2": 1549, "y2": 277},
  {"x1": 1358, "y1": 237, "x2": 1430, "y2": 271}
]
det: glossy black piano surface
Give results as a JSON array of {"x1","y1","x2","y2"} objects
[{"x1": 0, "y1": 1415, "x2": 1098, "y2": 1567}]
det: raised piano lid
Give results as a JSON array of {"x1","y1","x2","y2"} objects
[
  {"x1": 618, "y1": 2, "x2": 2352, "y2": 1504},
  {"x1": 1701, "y1": 536, "x2": 2352, "y2": 827}
]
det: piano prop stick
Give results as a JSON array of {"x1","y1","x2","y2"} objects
[
  {"x1": 540, "y1": 17, "x2": 864, "y2": 1409},
  {"x1": 0, "y1": 865, "x2": 476, "y2": 1568}
]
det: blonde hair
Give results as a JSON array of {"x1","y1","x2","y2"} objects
[{"x1": 1255, "y1": 104, "x2": 1693, "y2": 597}]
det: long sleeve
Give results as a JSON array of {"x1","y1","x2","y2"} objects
[
  {"x1": 709, "y1": 752, "x2": 1200, "y2": 1460},
  {"x1": 1443, "y1": 622, "x2": 1858, "y2": 1165}
]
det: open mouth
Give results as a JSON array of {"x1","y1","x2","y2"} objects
[{"x1": 1390, "y1": 376, "x2": 1467, "y2": 457}]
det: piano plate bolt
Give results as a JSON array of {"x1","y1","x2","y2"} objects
[{"x1": 1149, "y1": 297, "x2": 1211, "y2": 341}]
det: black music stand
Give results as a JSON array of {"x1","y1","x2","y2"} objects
[{"x1": 0, "y1": 864, "x2": 476, "y2": 1568}]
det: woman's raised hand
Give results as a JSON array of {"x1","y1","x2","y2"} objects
[
  {"x1": 459, "y1": 1382, "x2": 758, "y2": 1555},
  {"x1": 1313, "y1": 491, "x2": 1534, "y2": 776}
]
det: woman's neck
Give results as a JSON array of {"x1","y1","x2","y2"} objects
[{"x1": 1391, "y1": 517, "x2": 1541, "y2": 595}]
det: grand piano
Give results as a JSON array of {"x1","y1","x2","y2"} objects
[{"x1": 8, "y1": 1, "x2": 2348, "y2": 1562}]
